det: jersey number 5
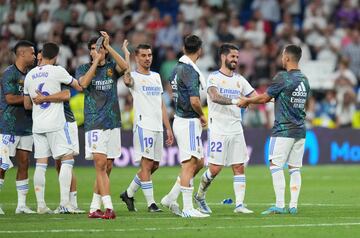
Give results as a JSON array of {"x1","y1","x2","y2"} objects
[{"x1": 37, "y1": 83, "x2": 50, "y2": 109}]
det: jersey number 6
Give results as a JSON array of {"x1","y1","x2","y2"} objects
[{"x1": 37, "y1": 83, "x2": 51, "y2": 109}]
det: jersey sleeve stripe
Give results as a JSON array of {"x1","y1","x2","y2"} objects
[
  {"x1": 66, "y1": 78, "x2": 74, "y2": 86},
  {"x1": 245, "y1": 89, "x2": 255, "y2": 97}
]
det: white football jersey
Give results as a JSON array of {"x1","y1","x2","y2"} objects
[
  {"x1": 129, "y1": 71, "x2": 163, "y2": 132},
  {"x1": 24, "y1": 65, "x2": 73, "y2": 133},
  {"x1": 207, "y1": 71, "x2": 254, "y2": 135}
]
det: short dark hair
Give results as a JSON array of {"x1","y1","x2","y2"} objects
[
  {"x1": 135, "y1": 44, "x2": 152, "y2": 54},
  {"x1": 42, "y1": 42, "x2": 59, "y2": 59},
  {"x1": 284, "y1": 44, "x2": 302, "y2": 62},
  {"x1": 13, "y1": 40, "x2": 34, "y2": 54},
  {"x1": 184, "y1": 35, "x2": 202, "y2": 54},
  {"x1": 219, "y1": 43, "x2": 239, "y2": 57},
  {"x1": 88, "y1": 37, "x2": 98, "y2": 50}
]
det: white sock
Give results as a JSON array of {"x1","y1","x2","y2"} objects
[
  {"x1": 167, "y1": 176, "x2": 181, "y2": 202},
  {"x1": 270, "y1": 166, "x2": 285, "y2": 208},
  {"x1": 102, "y1": 195, "x2": 113, "y2": 210},
  {"x1": 16, "y1": 179, "x2": 29, "y2": 208},
  {"x1": 59, "y1": 160, "x2": 73, "y2": 206},
  {"x1": 181, "y1": 186, "x2": 194, "y2": 211},
  {"x1": 233, "y1": 175, "x2": 246, "y2": 207},
  {"x1": 127, "y1": 174, "x2": 141, "y2": 198},
  {"x1": 90, "y1": 193, "x2": 102, "y2": 212},
  {"x1": 197, "y1": 169, "x2": 214, "y2": 199},
  {"x1": 0, "y1": 178, "x2": 4, "y2": 191},
  {"x1": 34, "y1": 163, "x2": 47, "y2": 208},
  {"x1": 289, "y1": 168, "x2": 301, "y2": 208},
  {"x1": 70, "y1": 191, "x2": 78, "y2": 208},
  {"x1": 141, "y1": 181, "x2": 155, "y2": 206}
]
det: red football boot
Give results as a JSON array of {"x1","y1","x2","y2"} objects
[
  {"x1": 102, "y1": 209, "x2": 116, "y2": 219},
  {"x1": 88, "y1": 209, "x2": 104, "y2": 219}
]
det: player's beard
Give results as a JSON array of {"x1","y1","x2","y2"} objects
[
  {"x1": 142, "y1": 61, "x2": 151, "y2": 70},
  {"x1": 225, "y1": 59, "x2": 237, "y2": 71}
]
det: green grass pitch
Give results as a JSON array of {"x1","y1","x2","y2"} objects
[{"x1": 0, "y1": 165, "x2": 360, "y2": 238}]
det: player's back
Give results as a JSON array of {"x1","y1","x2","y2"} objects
[
  {"x1": 130, "y1": 71, "x2": 163, "y2": 131},
  {"x1": 169, "y1": 62, "x2": 200, "y2": 119},
  {"x1": 269, "y1": 70, "x2": 310, "y2": 138},
  {"x1": 24, "y1": 65, "x2": 73, "y2": 133}
]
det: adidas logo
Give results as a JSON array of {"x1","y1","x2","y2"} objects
[{"x1": 292, "y1": 82, "x2": 307, "y2": 97}]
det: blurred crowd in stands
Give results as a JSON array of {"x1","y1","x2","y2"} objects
[{"x1": 1, "y1": 0, "x2": 360, "y2": 129}]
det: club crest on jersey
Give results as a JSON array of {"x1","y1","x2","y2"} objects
[
  {"x1": 145, "y1": 148, "x2": 150, "y2": 154},
  {"x1": 92, "y1": 144, "x2": 97, "y2": 150},
  {"x1": 107, "y1": 68, "x2": 113, "y2": 77}
]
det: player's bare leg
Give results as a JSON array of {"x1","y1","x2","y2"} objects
[
  {"x1": 15, "y1": 150, "x2": 35, "y2": 214},
  {"x1": 93, "y1": 153, "x2": 115, "y2": 219}
]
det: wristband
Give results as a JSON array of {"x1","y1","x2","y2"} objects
[{"x1": 231, "y1": 99, "x2": 239, "y2": 105}]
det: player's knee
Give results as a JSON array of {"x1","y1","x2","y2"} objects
[
  {"x1": 151, "y1": 162, "x2": 159, "y2": 173},
  {"x1": 55, "y1": 161, "x2": 61, "y2": 173},
  {"x1": 197, "y1": 158, "x2": 204, "y2": 169},
  {"x1": 0, "y1": 169, "x2": 5, "y2": 178},
  {"x1": 106, "y1": 160, "x2": 113, "y2": 174},
  {"x1": 95, "y1": 159, "x2": 107, "y2": 171},
  {"x1": 232, "y1": 163, "x2": 245, "y2": 174},
  {"x1": 209, "y1": 166, "x2": 221, "y2": 177}
]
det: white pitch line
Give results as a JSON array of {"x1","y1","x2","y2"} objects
[
  {"x1": 1, "y1": 222, "x2": 360, "y2": 234},
  {"x1": 1, "y1": 202, "x2": 359, "y2": 207}
]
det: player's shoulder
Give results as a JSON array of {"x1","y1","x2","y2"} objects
[
  {"x1": 208, "y1": 70, "x2": 221, "y2": 77},
  {"x1": 179, "y1": 62, "x2": 196, "y2": 73},
  {"x1": 77, "y1": 63, "x2": 91, "y2": 71},
  {"x1": 3, "y1": 64, "x2": 15, "y2": 73},
  {"x1": 233, "y1": 72, "x2": 247, "y2": 81},
  {"x1": 149, "y1": 71, "x2": 160, "y2": 77},
  {"x1": 273, "y1": 70, "x2": 288, "y2": 81}
]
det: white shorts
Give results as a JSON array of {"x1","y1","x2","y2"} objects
[
  {"x1": 173, "y1": 116, "x2": 204, "y2": 163},
  {"x1": 207, "y1": 131, "x2": 249, "y2": 166},
  {"x1": 85, "y1": 128, "x2": 121, "y2": 160},
  {"x1": 0, "y1": 134, "x2": 33, "y2": 171},
  {"x1": 268, "y1": 137, "x2": 306, "y2": 167},
  {"x1": 68, "y1": 121, "x2": 79, "y2": 156},
  {"x1": 33, "y1": 125, "x2": 74, "y2": 160},
  {"x1": 133, "y1": 126, "x2": 163, "y2": 162}
]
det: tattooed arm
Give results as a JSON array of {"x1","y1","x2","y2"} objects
[{"x1": 207, "y1": 86, "x2": 236, "y2": 105}]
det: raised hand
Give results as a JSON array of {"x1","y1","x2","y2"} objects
[
  {"x1": 99, "y1": 31, "x2": 110, "y2": 48},
  {"x1": 122, "y1": 39, "x2": 130, "y2": 56}
]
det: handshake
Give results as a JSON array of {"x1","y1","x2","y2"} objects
[{"x1": 233, "y1": 97, "x2": 249, "y2": 108}]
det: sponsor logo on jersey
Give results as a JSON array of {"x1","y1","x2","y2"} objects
[
  {"x1": 292, "y1": 82, "x2": 307, "y2": 97},
  {"x1": 107, "y1": 68, "x2": 113, "y2": 77}
]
